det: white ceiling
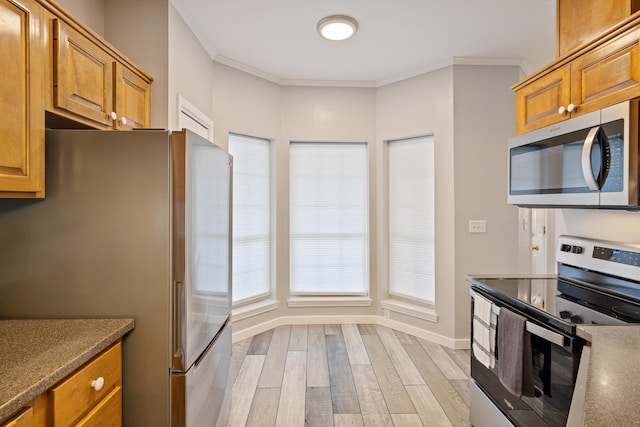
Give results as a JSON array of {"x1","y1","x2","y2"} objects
[{"x1": 171, "y1": 0, "x2": 557, "y2": 87}]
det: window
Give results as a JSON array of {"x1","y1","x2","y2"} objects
[
  {"x1": 388, "y1": 135, "x2": 435, "y2": 303},
  {"x1": 289, "y1": 142, "x2": 369, "y2": 295},
  {"x1": 228, "y1": 133, "x2": 272, "y2": 304}
]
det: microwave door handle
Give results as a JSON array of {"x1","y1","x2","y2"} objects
[{"x1": 581, "y1": 127, "x2": 602, "y2": 190}]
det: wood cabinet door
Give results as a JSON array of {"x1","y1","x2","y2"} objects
[
  {"x1": 557, "y1": 0, "x2": 640, "y2": 56},
  {"x1": 74, "y1": 386, "x2": 122, "y2": 427},
  {"x1": 49, "y1": 342, "x2": 121, "y2": 426},
  {"x1": 0, "y1": 407, "x2": 33, "y2": 427},
  {"x1": 515, "y1": 65, "x2": 572, "y2": 134},
  {"x1": 571, "y1": 27, "x2": 640, "y2": 117},
  {"x1": 114, "y1": 63, "x2": 150, "y2": 130},
  {"x1": 53, "y1": 19, "x2": 114, "y2": 128},
  {"x1": 0, "y1": 0, "x2": 44, "y2": 198}
]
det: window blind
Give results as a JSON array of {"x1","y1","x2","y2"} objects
[
  {"x1": 228, "y1": 133, "x2": 272, "y2": 304},
  {"x1": 289, "y1": 142, "x2": 369, "y2": 295},
  {"x1": 388, "y1": 135, "x2": 435, "y2": 303}
]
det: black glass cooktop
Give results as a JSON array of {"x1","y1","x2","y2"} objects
[
  {"x1": 469, "y1": 276, "x2": 574, "y2": 334},
  {"x1": 469, "y1": 267, "x2": 640, "y2": 335}
]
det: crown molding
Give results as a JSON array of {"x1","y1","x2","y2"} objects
[
  {"x1": 170, "y1": 0, "x2": 218, "y2": 60},
  {"x1": 171, "y1": 2, "x2": 527, "y2": 88}
]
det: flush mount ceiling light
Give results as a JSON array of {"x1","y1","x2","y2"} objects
[{"x1": 317, "y1": 15, "x2": 358, "y2": 41}]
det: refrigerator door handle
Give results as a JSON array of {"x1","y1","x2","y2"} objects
[{"x1": 173, "y1": 280, "x2": 184, "y2": 361}]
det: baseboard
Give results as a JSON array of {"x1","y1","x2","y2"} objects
[
  {"x1": 231, "y1": 314, "x2": 471, "y2": 350},
  {"x1": 376, "y1": 317, "x2": 469, "y2": 349}
]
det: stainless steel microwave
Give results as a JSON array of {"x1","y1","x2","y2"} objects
[{"x1": 508, "y1": 100, "x2": 639, "y2": 208}]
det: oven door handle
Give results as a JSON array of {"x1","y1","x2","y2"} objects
[
  {"x1": 471, "y1": 288, "x2": 567, "y2": 347},
  {"x1": 525, "y1": 320, "x2": 567, "y2": 347}
]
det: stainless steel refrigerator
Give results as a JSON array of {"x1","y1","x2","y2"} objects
[{"x1": 0, "y1": 129, "x2": 232, "y2": 427}]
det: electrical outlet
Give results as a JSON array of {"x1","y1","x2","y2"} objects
[{"x1": 469, "y1": 220, "x2": 487, "y2": 233}]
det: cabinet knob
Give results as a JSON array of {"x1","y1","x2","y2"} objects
[
  {"x1": 91, "y1": 376, "x2": 105, "y2": 391},
  {"x1": 558, "y1": 104, "x2": 576, "y2": 115},
  {"x1": 110, "y1": 112, "x2": 117, "y2": 121},
  {"x1": 120, "y1": 117, "x2": 128, "y2": 126}
]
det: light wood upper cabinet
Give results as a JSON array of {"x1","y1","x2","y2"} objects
[
  {"x1": 0, "y1": 0, "x2": 152, "y2": 197},
  {"x1": 557, "y1": 0, "x2": 640, "y2": 56},
  {"x1": 53, "y1": 18, "x2": 115, "y2": 128},
  {"x1": 571, "y1": 27, "x2": 640, "y2": 113},
  {"x1": 114, "y1": 63, "x2": 151, "y2": 130},
  {"x1": 51, "y1": 19, "x2": 151, "y2": 130},
  {"x1": 0, "y1": 0, "x2": 45, "y2": 198},
  {"x1": 515, "y1": 65, "x2": 571, "y2": 133},
  {"x1": 513, "y1": 17, "x2": 640, "y2": 134}
]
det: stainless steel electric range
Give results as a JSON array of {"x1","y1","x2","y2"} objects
[{"x1": 467, "y1": 235, "x2": 640, "y2": 427}]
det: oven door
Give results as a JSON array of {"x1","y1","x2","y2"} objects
[{"x1": 470, "y1": 289, "x2": 584, "y2": 427}]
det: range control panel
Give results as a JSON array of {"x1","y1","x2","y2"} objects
[
  {"x1": 557, "y1": 235, "x2": 640, "y2": 281},
  {"x1": 593, "y1": 246, "x2": 640, "y2": 267}
]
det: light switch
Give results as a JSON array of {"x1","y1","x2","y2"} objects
[{"x1": 469, "y1": 220, "x2": 487, "y2": 233}]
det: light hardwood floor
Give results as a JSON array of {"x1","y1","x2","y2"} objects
[{"x1": 227, "y1": 324, "x2": 471, "y2": 427}]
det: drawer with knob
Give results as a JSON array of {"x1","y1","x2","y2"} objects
[{"x1": 48, "y1": 342, "x2": 122, "y2": 426}]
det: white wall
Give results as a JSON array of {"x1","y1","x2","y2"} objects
[
  {"x1": 211, "y1": 62, "x2": 282, "y2": 151},
  {"x1": 53, "y1": 0, "x2": 105, "y2": 36},
  {"x1": 104, "y1": 0, "x2": 169, "y2": 128},
  {"x1": 375, "y1": 65, "x2": 522, "y2": 341},
  {"x1": 452, "y1": 65, "x2": 522, "y2": 337},
  {"x1": 168, "y1": 4, "x2": 215, "y2": 131},
  {"x1": 376, "y1": 67, "x2": 457, "y2": 339},
  {"x1": 556, "y1": 209, "x2": 640, "y2": 243}
]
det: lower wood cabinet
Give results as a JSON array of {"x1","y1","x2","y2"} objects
[
  {"x1": 0, "y1": 341, "x2": 123, "y2": 427},
  {"x1": 49, "y1": 342, "x2": 122, "y2": 426},
  {"x1": 1, "y1": 408, "x2": 33, "y2": 427}
]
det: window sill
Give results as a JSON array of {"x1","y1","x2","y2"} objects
[
  {"x1": 232, "y1": 298, "x2": 279, "y2": 322},
  {"x1": 287, "y1": 296, "x2": 373, "y2": 308},
  {"x1": 380, "y1": 298, "x2": 438, "y2": 323}
]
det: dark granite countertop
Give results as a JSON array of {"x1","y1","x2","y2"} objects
[{"x1": 0, "y1": 318, "x2": 134, "y2": 423}]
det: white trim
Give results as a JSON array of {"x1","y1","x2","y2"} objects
[
  {"x1": 213, "y1": 55, "x2": 526, "y2": 89},
  {"x1": 170, "y1": 0, "x2": 218, "y2": 60},
  {"x1": 177, "y1": 94, "x2": 214, "y2": 141},
  {"x1": 376, "y1": 317, "x2": 467, "y2": 349},
  {"x1": 231, "y1": 298, "x2": 279, "y2": 322},
  {"x1": 231, "y1": 314, "x2": 469, "y2": 350},
  {"x1": 377, "y1": 56, "x2": 524, "y2": 87},
  {"x1": 232, "y1": 315, "x2": 379, "y2": 343},
  {"x1": 380, "y1": 298, "x2": 438, "y2": 323},
  {"x1": 287, "y1": 296, "x2": 373, "y2": 308},
  {"x1": 214, "y1": 55, "x2": 377, "y2": 88}
]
